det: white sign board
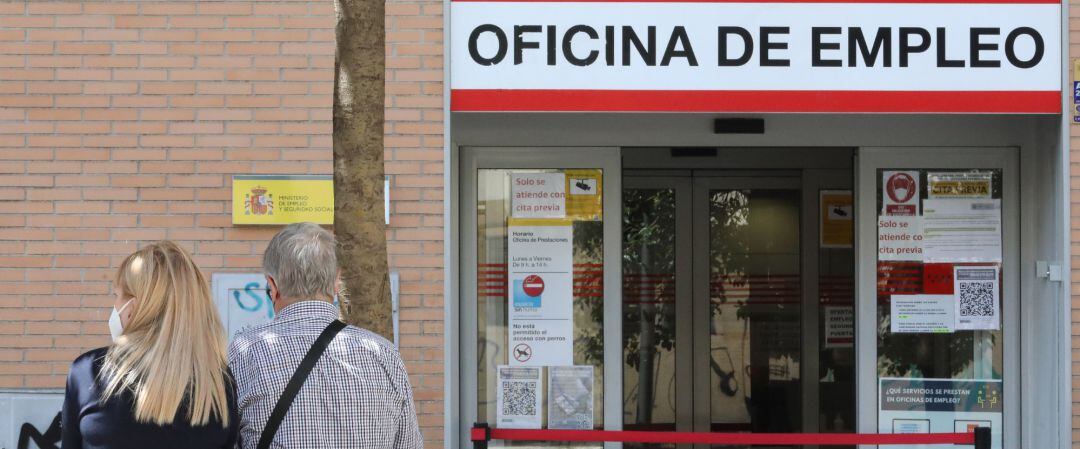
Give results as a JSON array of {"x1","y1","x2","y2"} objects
[
  {"x1": 823, "y1": 306, "x2": 854, "y2": 348},
  {"x1": 496, "y1": 366, "x2": 543, "y2": 429},
  {"x1": 511, "y1": 173, "x2": 567, "y2": 218},
  {"x1": 507, "y1": 220, "x2": 574, "y2": 367},
  {"x1": 922, "y1": 199, "x2": 1001, "y2": 263},
  {"x1": 450, "y1": 1, "x2": 1060, "y2": 113},
  {"x1": 212, "y1": 273, "x2": 401, "y2": 345},
  {"x1": 0, "y1": 391, "x2": 64, "y2": 449},
  {"x1": 878, "y1": 216, "x2": 923, "y2": 261},
  {"x1": 212, "y1": 273, "x2": 275, "y2": 341},
  {"x1": 891, "y1": 295, "x2": 955, "y2": 334}
]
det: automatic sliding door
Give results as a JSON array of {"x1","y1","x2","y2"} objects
[
  {"x1": 692, "y1": 177, "x2": 803, "y2": 442},
  {"x1": 622, "y1": 177, "x2": 693, "y2": 449}
]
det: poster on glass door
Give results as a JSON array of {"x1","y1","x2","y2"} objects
[
  {"x1": 879, "y1": 377, "x2": 1002, "y2": 449},
  {"x1": 882, "y1": 171, "x2": 920, "y2": 216},
  {"x1": 508, "y1": 218, "x2": 574, "y2": 367},
  {"x1": 496, "y1": 365, "x2": 543, "y2": 429},
  {"x1": 511, "y1": 173, "x2": 567, "y2": 218}
]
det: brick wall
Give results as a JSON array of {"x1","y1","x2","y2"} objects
[{"x1": 0, "y1": 0, "x2": 444, "y2": 446}]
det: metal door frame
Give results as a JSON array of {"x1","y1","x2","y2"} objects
[
  {"x1": 854, "y1": 147, "x2": 1020, "y2": 449},
  {"x1": 622, "y1": 175, "x2": 694, "y2": 446},
  {"x1": 459, "y1": 147, "x2": 623, "y2": 449}
]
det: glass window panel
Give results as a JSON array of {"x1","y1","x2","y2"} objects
[
  {"x1": 875, "y1": 169, "x2": 1004, "y2": 447},
  {"x1": 708, "y1": 189, "x2": 801, "y2": 436},
  {"x1": 622, "y1": 188, "x2": 678, "y2": 449},
  {"x1": 477, "y1": 168, "x2": 605, "y2": 447}
]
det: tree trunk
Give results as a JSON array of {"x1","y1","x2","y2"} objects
[{"x1": 333, "y1": 0, "x2": 391, "y2": 338}]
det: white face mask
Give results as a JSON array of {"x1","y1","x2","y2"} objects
[{"x1": 108, "y1": 299, "x2": 133, "y2": 343}]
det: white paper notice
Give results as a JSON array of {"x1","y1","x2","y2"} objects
[
  {"x1": 891, "y1": 295, "x2": 955, "y2": 334},
  {"x1": 878, "y1": 216, "x2": 923, "y2": 261},
  {"x1": 922, "y1": 199, "x2": 1001, "y2": 263},
  {"x1": 824, "y1": 306, "x2": 854, "y2": 349},
  {"x1": 511, "y1": 173, "x2": 566, "y2": 218},
  {"x1": 954, "y1": 266, "x2": 1000, "y2": 330},
  {"x1": 548, "y1": 366, "x2": 594, "y2": 430},
  {"x1": 508, "y1": 220, "x2": 574, "y2": 367},
  {"x1": 882, "y1": 171, "x2": 920, "y2": 216},
  {"x1": 496, "y1": 365, "x2": 542, "y2": 429}
]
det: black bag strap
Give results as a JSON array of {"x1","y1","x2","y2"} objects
[{"x1": 256, "y1": 320, "x2": 347, "y2": 449}]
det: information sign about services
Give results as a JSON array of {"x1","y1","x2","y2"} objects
[
  {"x1": 507, "y1": 219, "x2": 574, "y2": 367},
  {"x1": 879, "y1": 377, "x2": 1002, "y2": 449},
  {"x1": 232, "y1": 175, "x2": 333, "y2": 225}
]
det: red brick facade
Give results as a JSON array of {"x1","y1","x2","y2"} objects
[{"x1": 0, "y1": 1, "x2": 444, "y2": 446}]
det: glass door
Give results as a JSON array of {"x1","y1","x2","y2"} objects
[
  {"x1": 624, "y1": 170, "x2": 854, "y2": 449},
  {"x1": 460, "y1": 147, "x2": 623, "y2": 449},
  {"x1": 622, "y1": 177, "x2": 692, "y2": 449},
  {"x1": 692, "y1": 176, "x2": 803, "y2": 442},
  {"x1": 855, "y1": 148, "x2": 1019, "y2": 449}
]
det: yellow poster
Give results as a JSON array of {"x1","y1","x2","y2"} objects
[
  {"x1": 820, "y1": 190, "x2": 853, "y2": 248},
  {"x1": 1074, "y1": 59, "x2": 1080, "y2": 124},
  {"x1": 927, "y1": 172, "x2": 991, "y2": 199},
  {"x1": 232, "y1": 175, "x2": 334, "y2": 225},
  {"x1": 564, "y1": 169, "x2": 602, "y2": 221}
]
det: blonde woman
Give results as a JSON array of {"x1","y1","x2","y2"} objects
[{"x1": 61, "y1": 241, "x2": 239, "y2": 449}]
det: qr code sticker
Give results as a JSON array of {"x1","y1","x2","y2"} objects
[
  {"x1": 501, "y1": 381, "x2": 537, "y2": 416},
  {"x1": 958, "y1": 281, "x2": 995, "y2": 317}
]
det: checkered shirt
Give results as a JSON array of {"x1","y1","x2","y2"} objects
[{"x1": 227, "y1": 300, "x2": 423, "y2": 449}]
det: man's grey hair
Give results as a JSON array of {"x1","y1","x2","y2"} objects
[{"x1": 263, "y1": 222, "x2": 337, "y2": 301}]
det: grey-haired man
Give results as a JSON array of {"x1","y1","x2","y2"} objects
[{"x1": 228, "y1": 222, "x2": 423, "y2": 449}]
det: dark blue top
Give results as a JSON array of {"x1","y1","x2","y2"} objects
[{"x1": 61, "y1": 347, "x2": 239, "y2": 449}]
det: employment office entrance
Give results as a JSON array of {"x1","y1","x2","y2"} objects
[
  {"x1": 460, "y1": 144, "x2": 1022, "y2": 448},
  {"x1": 621, "y1": 149, "x2": 856, "y2": 439}
]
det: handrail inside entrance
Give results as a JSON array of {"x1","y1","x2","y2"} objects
[{"x1": 470, "y1": 423, "x2": 991, "y2": 448}]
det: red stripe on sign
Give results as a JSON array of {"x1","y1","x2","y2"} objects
[
  {"x1": 451, "y1": 89, "x2": 1062, "y2": 114},
  {"x1": 455, "y1": 0, "x2": 1054, "y2": 2}
]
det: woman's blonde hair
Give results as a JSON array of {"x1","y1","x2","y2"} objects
[{"x1": 102, "y1": 241, "x2": 230, "y2": 427}]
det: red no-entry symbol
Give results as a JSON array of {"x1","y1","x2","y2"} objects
[{"x1": 522, "y1": 275, "x2": 545, "y2": 297}]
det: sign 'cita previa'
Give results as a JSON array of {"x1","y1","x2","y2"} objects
[{"x1": 449, "y1": 0, "x2": 1061, "y2": 113}]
